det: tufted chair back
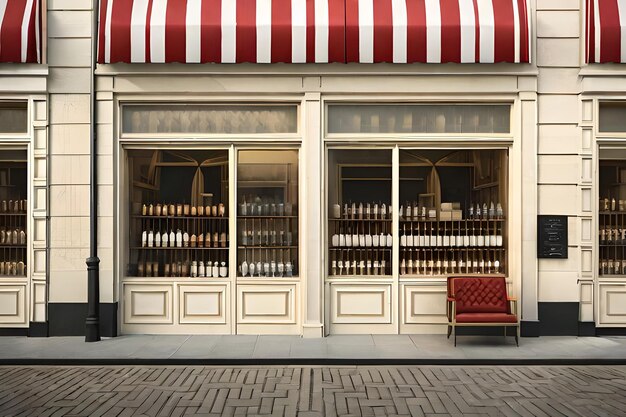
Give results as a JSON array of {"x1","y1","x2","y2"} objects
[{"x1": 452, "y1": 277, "x2": 509, "y2": 314}]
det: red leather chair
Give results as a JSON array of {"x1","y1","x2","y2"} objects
[{"x1": 446, "y1": 276, "x2": 519, "y2": 346}]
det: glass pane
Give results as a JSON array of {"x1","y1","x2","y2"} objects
[
  {"x1": 122, "y1": 104, "x2": 298, "y2": 134},
  {"x1": 328, "y1": 149, "x2": 393, "y2": 277},
  {"x1": 598, "y1": 159, "x2": 626, "y2": 276},
  {"x1": 0, "y1": 150, "x2": 28, "y2": 277},
  {"x1": 127, "y1": 149, "x2": 230, "y2": 278},
  {"x1": 237, "y1": 150, "x2": 299, "y2": 278},
  {"x1": 399, "y1": 149, "x2": 508, "y2": 277},
  {"x1": 327, "y1": 104, "x2": 511, "y2": 134},
  {"x1": 599, "y1": 102, "x2": 626, "y2": 132},
  {"x1": 0, "y1": 102, "x2": 28, "y2": 134}
]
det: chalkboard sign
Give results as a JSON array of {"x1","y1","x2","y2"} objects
[{"x1": 538, "y1": 215, "x2": 568, "y2": 259}]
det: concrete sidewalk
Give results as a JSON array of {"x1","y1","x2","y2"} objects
[{"x1": 1, "y1": 334, "x2": 625, "y2": 364}]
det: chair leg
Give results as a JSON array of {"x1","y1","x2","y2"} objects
[
  {"x1": 515, "y1": 325, "x2": 520, "y2": 347},
  {"x1": 447, "y1": 325, "x2": 452, "y2": 339},
  {"x1": 454, "y1": 327, "x2": 457, "y2": 347}
]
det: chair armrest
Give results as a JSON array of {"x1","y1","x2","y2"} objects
[
  {"x1": 507, "y1": 296, "x2": 517, "y2": 301},
  {"x1": 447, "y1": 297, "x2": 455, "y2": 302}
]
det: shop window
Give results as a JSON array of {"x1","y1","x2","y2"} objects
[
  {"x1": 599, "y1": 102, "x2": 626, "y2": 133},
  {"x1": 122, "y1": 104, "x2": 298, "y2": 135},
  {"x1": 327, "y1": 104, "x2": 510, "y2": 135},
  {"x1": 598, "y1": 154, "x2": 626, "y2": 276},
  {"x1": 328, "y1": 149, "x2": 393, "y2": 277},
  {"x1": 127, "y1": 149, "x2": 229, "y2": 278},
  {"x1": 237, "y1": 150, "x2": 299, "y2": 278},
  {"x1": 0, "y1": 102, "x2": 28, "y2": 134},
  {"x1": 399, "y1": 149, "x2": 508, "y2": 277},
  {"x1": 0, "y1": 150, "x2": 28, "y2": 277}
]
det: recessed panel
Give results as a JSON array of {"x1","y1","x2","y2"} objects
[
  {"x1": 179, "y1": 285, "x2": 226, "y2": 324},
  {"x1": 33, "y1": 250, "x2": 46, "y2": 274},
  {"x1": 34, "y1": 218, "x2": 46, "y2": 243},
  {"x1": 35, "y1": 128, "x2": 47, "y2": 150},
  {"x1": 404, "y1": 286, "x2": 447, "y2": 325},
  {"x1": 581, "y1": 187, "x2": 592, "y2": 212},
  {"x1": 582, "y1": 158, "x2": 592, "y2": 182},
  {"x1": 124, "y1": 284, "x2": 173, "y2": 324},
  {"x1": 34, "y1": 158, "x2": 46, "y2": 180},
  {"x1": 607, "y1": 292, "x2": 626, "y2": 316},
  {"x1": 34, "y1": 187, "x2": 46, "y2": 211},
  {"x1": 0, "y1": 290, "x2": 19, "y2": 315},
  {"x1": 599, "y1": 284, "x2": 626, "y2": 325},
  {"x1": 582, "y1": 129, "x2": 592, "y2": 151},
  {"x1": 331, "y1": 284, "x2": 391, "y2": 324},
  {"x1": 238, "y1": 285, "x2": 296, "y2": 324},
  {"x1": 580, "y1": 282, "x2": 593, "y2": 304},
  {"x1": 0, "y1": 285, "x2": 26, "y2": 324}
]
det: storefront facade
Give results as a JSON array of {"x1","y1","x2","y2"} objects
[
  {"x1": 1, "y1": 0, "x2": 626, "y2": 338},
  {"x1": 0, "y1": 0, "x2": 48, "y2": 335}
]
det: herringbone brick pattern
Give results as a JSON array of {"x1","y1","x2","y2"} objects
[{"x1": 0, "y1": 366, "x2": 624, "y2": 416}]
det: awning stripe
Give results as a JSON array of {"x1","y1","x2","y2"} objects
[
  {"x1": 0, "y1": 0, "x2": 40, "y2": 63},
  {"x1": 186, "y1": 0, "x2": 201, "y2": 63},
  {"x1": 406, "y1": 0, "x2": 426, "y2": 63},
  {"x1": 98, "y1": 0, "x2": 529, "y2": 64},
  {"x1": 586, "y1": 0, "x2": 626, "y2": 63},
  {"x1": 292, "y1": 0, "x2": 306, "y2": 62},
  {"x1": 458, "y1": 0, "x2": 475, "y2": 63}
]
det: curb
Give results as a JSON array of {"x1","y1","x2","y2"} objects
[{"x1": 2, "y1": 358, "x2": 626, "y2": 366}]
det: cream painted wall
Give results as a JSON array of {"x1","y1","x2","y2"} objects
[
  {"x1": 535, "y1": 0, "x2": 582, "y2": 304},
  {"x1": 47, "y1": 1, "x2": 115, "y2": 303}
]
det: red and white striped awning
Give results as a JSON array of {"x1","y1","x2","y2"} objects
[
  {"x1": 98, "y1": 0, "x2": 531, "y2": 64},
  {"x1": 0, "y1": 0, "x2": 40, "y2": 63},
  {"x1": 586, "y1": 0, "x2": 626, "y2": 63},
  {"x1": 98, "y1": 0, "x2": 346, "y2": 63},
  {"x1": 346, "y1": 0, "x2": 530, "y2": 63}
]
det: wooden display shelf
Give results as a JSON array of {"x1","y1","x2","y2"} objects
[
  {"x1": 328, "y1": 274, "x2": 392, "y2": 279},
  {"x1": 0, "y1": 245, "x2": 26, "y2": 248},
  {"x1": 132, "y1": 246, "x2": 228, "y2": 250},
  {"x1": 0, "y1": 213, "x2": 27, "y2": 216},
  {"x1": 399, "y1": 273, "x2": 506, "y2": 279},
  {"x1": 238, "y1": 215, "x2": 297, "y2": 219},
  {"x1": 400, "y1": 218, "x2": 506, "y2": 222},
  {"x1": 400, "y1": 247, "x2": 506, "y2": 250},
  {"x1": 329, "y1": 218, "x2": 392, "y2": 222},
  {"x1": 600, "y1": 244, "x2": 626, "y2": 247},
  {"x1": 238, "y1": 245, "x2": 298, "y2": 249},
  {"x1": 599, "y1": 211, "x2": 626, "y2": 215},
  {"x1": 237, "y1": 276, "x2": 299, "y2": 280},
  {"x1": 329, "y1": 247, "x2": 392, "y2": 250},
  {"x1": 123, "y1": 276, "x2": 231, "y2": 282},
  {"x1": 133, "y1": 215, "x2": 228, "y2": 220}
]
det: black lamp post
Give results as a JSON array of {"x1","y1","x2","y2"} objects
[{"x1": 85, "y1": 0, "x2": 100, "y2": 342}]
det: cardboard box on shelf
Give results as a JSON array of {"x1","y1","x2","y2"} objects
[
  {"x1": 440, "y1": 211, "x2": 452, "y2": 221},
  {"x1": 441, "y1": 202, "x2": 461, "y2": 211}
]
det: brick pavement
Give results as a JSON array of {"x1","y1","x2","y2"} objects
[{"x1": 0, "y1": 365, "x2": 625, "y2": 416}]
